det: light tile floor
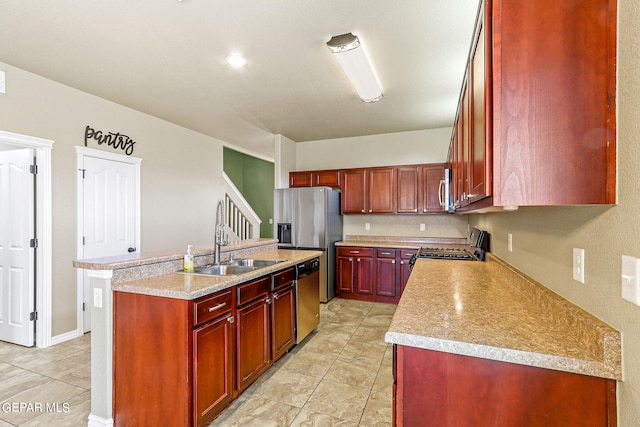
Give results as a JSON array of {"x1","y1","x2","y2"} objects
[
  {"x1": 0, "y1": 298, "x2": 395, "y2": 426},
  {"x1": 0, "y1": 333, "x2": 91, "y2": 426},
  {"x1": 210, "y1": 298, "x2": 396, "y2": 427}
]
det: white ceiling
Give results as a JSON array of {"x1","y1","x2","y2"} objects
[{"x1": 0, "y1": 1, "x2": 479, "y2": 158}]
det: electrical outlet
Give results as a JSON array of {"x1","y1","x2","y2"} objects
[
  {"x1": 365, "y1": 223, "x2": 370, "y2": 231},
  {"x1": 420, "y1": 223, "x2": 426, "y2": 231},
  {"x1": 573, "y1": 248, "x2": 585, "y2": 284},
  {"x1": 508, "y1": 233, "x2": 513, "y2": 252},
  {"x1": 93, "y1": 288, "x2": 103, "y2": 308}
]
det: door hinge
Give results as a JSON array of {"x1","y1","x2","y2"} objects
[
  {"x1": 79, "y1": 168, "x2": 86, "y2": 179},
  {"x1": 83, "y1": 302, "x2": 86, "y2": 312},
  {"x1": 30, "y1": 164, "x2": 38, "y2": 175},
  {"x1": 29, "y1": 238, "x2": 38, "y2": 248},
  {"x1": 30, "y1": 311, "x2": 38, "y2": 321},
  {"x1": 82, "y1": 236, "x2": 86, "y2": 245}
]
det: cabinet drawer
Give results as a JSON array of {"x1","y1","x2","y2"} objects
[
  {"x1": 337, "y1": 247, "x2": 374, "y2": 257},
  {"x1": 194, "y1": 289, "x2": 233, "y2": 327},
  {"x1": 237, "y1": 276, "x2": 270, "y2": 306},
  {"x1": 399, "y1": 249, "x2": 418, "y2": 260},
  {"x1": 272, "y1": 267, "x2": 295, "y2": 291},
  {"x1": 376, "y1": 248, "x2": 397, "y2": 258}
]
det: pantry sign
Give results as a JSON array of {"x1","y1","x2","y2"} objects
[{"x1": 84, "y1": 125, "x2": 136, "y2": 155}]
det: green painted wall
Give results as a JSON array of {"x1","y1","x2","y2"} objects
[{"x1": 223, "y1": 148, "x2": 274, "y2": 238}]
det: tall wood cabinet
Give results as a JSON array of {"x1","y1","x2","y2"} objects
[{"x1": 450, "y1": 0, "x2": 616, "y2": 211}]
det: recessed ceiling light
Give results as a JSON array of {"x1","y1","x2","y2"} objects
[{"x1": 225, "y1": 54, "x2": 247, "y2": 68}]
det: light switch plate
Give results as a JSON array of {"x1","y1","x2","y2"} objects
[
  {"x1": 622, "y1": 255, "x2": 640, "y2": 306},
  {"x1": 365, "y1": 223, "x2": 370, "y2": 231}
]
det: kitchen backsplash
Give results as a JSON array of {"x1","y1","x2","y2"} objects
[{"x1": 342, "y1": 214, "x2": 468, "y2": 239}]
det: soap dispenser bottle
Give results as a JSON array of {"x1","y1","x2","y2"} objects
[{"x1": 184, "y1": 245, "x2": 194, "y2": 272}]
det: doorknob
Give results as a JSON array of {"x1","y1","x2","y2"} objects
[{"x1": 128, "y1": 247, "x2": 136, "y2": 253}]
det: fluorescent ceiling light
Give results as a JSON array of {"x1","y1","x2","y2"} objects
[
  {"x1": 225, "y1": 54, "x2": 247, "y2": 68},
  {"x1": 327, "y1": 33, "x2": 383, "y2": 103}
]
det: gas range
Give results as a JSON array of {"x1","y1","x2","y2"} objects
[
  {"x1": 409, "y1": 228, "x2": 490, "y2": 269},
  {"x1": 415, "y1": 247, "x2": 481, "y2": 261}
]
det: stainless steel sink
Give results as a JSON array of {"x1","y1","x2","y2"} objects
[
  {"x1": 192, "y1": 264, "x2": 257, "y2": 276},
  {"x1": 229, "y1": 259, "x2": 284, "y2": 267}
]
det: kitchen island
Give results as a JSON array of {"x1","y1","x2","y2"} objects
[
  {"x1": 73, "y1": 239, "x2": 322, "y2": 427},
  {"x1": 385, "y1": 254, "x2": 622, "y2": 426}
]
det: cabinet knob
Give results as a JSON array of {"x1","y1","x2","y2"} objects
[
  {"x1": 361, "y1": 209, "x2": 365, "y2": 213},
  {"x1": 227, "y1": 315, "x2": 235, "y2": 323},
  {"x1": 357, "y1": 258, "x2": 361, "y2": 262},
  {"x1": 400, "y1": 261, "x2": 404, "y2": 264},
  {"x1": 273, "y1": 293, "x2": 280, "y2": 300},
  {"x1": 392, "y1": 260, "x2": 395, "y2": 264},
  {"x1": 266, "y1": 297, "x2": 272, "y2": 305}
]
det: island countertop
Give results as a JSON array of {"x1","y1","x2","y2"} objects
[
  {"x1": 109, "y1": 249, "x2": 322, "y2": 300},
  {"x1": 385, "y1": 254, "x2": 622, "y2": 380}
]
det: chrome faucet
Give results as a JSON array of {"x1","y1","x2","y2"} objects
[{"x1": 214, "y1": 199, "x2": 228, "y2": 265}]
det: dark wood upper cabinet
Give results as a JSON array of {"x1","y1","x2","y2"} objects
[
  {"x1": 451, "y1": 0, "x2": 616, "y2": 211},
  {"x1": 341, "y1": 168, "x2": 367, "y2": 214},
  {"x1": 396, "y1": 167, "x2": 419, "y2": 214},
  {"x1": 312, "y1": 170, "x2": 340, "y2": 187},
  {"x1": 367, "y1": 167, "x2": 396, "y2": 214},
  {"x1": 289, "y1": 171, "x2": 312, "y2": 188}
]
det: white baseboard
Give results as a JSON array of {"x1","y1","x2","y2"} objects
[
  {"x1": 49, "y1": 328, "x2": 83, "y2": 346},
  {"x1": 87, "y1": 413, "x2": 114, "y2": 427}
]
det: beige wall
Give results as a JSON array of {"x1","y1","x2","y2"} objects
[
  {"x1": 0, "y1": 62, "x2": 231, "y2": 336},
  {"x1": 468, "y1": 1, "x2": 640, "y2": 424},
  {"x1": 296, "y1": 127, "x2": 452, "y2": 169}
]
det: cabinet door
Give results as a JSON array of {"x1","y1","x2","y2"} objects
[
  {"x1": 461, "y1": 77, "x2": 471, "y2": 206},
  {"x1": 468, "y1": 15, "x2": 490, "y2": 204},
  {"x1": 193, "y1": 314, "x2": 235, "y2": 426},
  {"x1": 312, "y1": 170, "x2": 341, "y2": 188},
  {"x1": 368, "y1": 167, "x2": 396, "y2": 213},
  {"x1": 421, "y1": 164, "x2": 446, "y2": 213},
  {"x1": 355, "y1": 257, "x2": 374, "y2": 295},
  {"x1": 236, "y1": 297, "x2": 271, "y2": 392},
  {"x1": 337, "y1": 256, "x2": 354, "y2": 294},
  {"x1": 341, "y1": 169, "x2": 366, "y2": 213},
  {"x1": 375, "y1": 252, "x2": 396, "y2": 297},
  {"x1": 289, "y1": 171, "x2": 312, "y2": 187},
  {"x1": 271, "y1": 285, "x2": 296, "y2": 361},
  {"x1": 398, "y1": 250, "x2": 417, "y2": 296},
  {"x1": 396, "y1": 167, "x2": 419, "y2": 214}
]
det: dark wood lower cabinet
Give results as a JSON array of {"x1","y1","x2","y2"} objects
[
  {"x1": 394, "y1": 345, "x2": 617, "y2": 427},
  {"x1": 236, "y1": 296, "x2": 271, "y2": 392},
  {"x1": 193, "y1": 314, "x2": 235, "y2": 426},
  {"x1": 337, "y1": 246, "x2": 418, "y2": 304},
  {"x1": 113, "y1": 266, "x2": 300, "y2": 427},
  {"x1": 271, "y1": 284, "x2": 296, "y2": 361}
]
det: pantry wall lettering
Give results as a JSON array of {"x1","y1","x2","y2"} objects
[{"x1": 84, "y1": 125, "x2": 136, "y2": 155}]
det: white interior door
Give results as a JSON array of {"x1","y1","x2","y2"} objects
[
  {"x1": 0, "y1": 148, "x2": 36, "y2": 347},
  {"x1": 81, "y1": 155, "x2": 137, "y2": 332}
]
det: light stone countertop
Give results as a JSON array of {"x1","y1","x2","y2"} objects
[
  {"x1": 109, "y1": 249, "x2": 322, "y2": 300},
  {"x1": 385, "y1": 253, "x2": 622, "y2": 380}
]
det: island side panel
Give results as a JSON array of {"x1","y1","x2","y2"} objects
[
  {"x1": 395, "y1": 345, "x2": 617, "y2": 427},
  {"x1": 113, "y1": 291, "x2": 193, "y2": 427}
]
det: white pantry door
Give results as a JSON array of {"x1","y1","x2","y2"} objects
[
  {"x1": 81, "y1": 155, "x2": 137, "y2": 332},
  {"x1": 0, "y1": 148, "x2": 36, "y2": 347}
]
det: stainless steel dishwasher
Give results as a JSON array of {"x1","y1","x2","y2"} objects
[{"x1": 296, "y1": 258, "x2": 320, "y2": 343}]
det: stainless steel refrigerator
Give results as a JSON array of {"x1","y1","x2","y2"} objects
[{"x1": 274, "y1": 187, "x2": 342, "y2": 302}]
